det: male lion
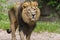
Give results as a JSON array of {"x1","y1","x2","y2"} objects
[{"x1": 7, "y1": 1, "x2": 40, "y2": 40}]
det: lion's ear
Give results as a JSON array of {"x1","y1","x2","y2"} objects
[
  {"x1": 31, "y1": 1, "x2": 38, "y2": 7},
  {"x1": 22, "y1": 2, "x2": 30, "y2": 8}
]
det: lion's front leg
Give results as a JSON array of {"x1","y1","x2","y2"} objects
[
  {"x1": 26, "y1": 33, "x2": 31, "y2": 40},
  {"x1": 26, "y1": 29, "x2": 32, "y2": 40},
  {"x1": 19, "y1": 30, "x2": 26, "y2": 40},
  {"x1": 19, "y1": 26, "x2": 26, "y2": 40},
  {"x1": 11, "y1": 23, "x2": 16, "y2": 40},
  {"x1": 26, "y1": 25, "x2": 36, "y2": 40}
]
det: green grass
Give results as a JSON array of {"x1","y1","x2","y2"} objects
[{"x1": 34, "y1": 21, "x2": 60, "y2": 33}]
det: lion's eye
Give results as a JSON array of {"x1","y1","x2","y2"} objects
[
  {"x1": 34, "y1": 9, "x2": 36, "y2": 10},
  {"x1": 34, "y1": 9, "x2": 35, "y2": 10},
  {"x1": 28, "y1": 9, "x2": 30, "y2": 11},
  {"x1": 23, "y1": 6, "x2": 26, "y2": 8}
]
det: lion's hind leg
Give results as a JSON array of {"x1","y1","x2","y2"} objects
[{"x1": 8, "y1": 9, "x2": 18, "y2": 40}]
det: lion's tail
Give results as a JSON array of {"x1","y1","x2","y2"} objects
[{"x1": 6, "y1": 29, "x2": 12, "y2": 34}]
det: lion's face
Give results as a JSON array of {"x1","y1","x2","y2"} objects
[
  {"x1": 22, "y1": 1, "x2": 40, "y2": 24},
  {"x1": 26, "y1": 6, "x2": 38, "y2": 21}
]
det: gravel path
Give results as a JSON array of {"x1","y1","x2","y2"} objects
[{"x1": 0, "y1": 29, "x2": 60, "y2": 40}]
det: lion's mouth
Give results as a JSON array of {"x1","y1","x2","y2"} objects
[
  {"x1": 31, "y1": 18, "x2": 35, "y2": 22},
  {"x1": 31, "y1": 16, "x2": 35, "y2": 20},
  {"x1": 31, "y1": 18, "x2": 35, "y2": 20},
  {"x1": 30, "y1": 16, "x2": 36, "y2": 21}
]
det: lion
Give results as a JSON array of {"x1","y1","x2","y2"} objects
[{"x1": 7, "y1": 1, "x2": 40, "y2": 40}]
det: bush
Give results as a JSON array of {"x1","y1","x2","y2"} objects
[{"x1": 0, "y1": 12, "x2": 10, "y2": 29}]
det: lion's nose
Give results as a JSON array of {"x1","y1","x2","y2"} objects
[
  {"x1": 32, "y1": 14, "x2": 35, "y2": 18},
  {"x1": 32, "y1": 14, "x2": 35, "y2": 16}
]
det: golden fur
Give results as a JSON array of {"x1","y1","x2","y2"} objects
[
  {"x1": 22, "y1": 1, "x2": 40, "y2": 25},
  {"x1": 7, "y1": 1, "x2": 40, "y2": 40}
]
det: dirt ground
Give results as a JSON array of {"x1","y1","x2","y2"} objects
[{"x1": 0, "y1": 29, "x2": 60, "y2": 40}]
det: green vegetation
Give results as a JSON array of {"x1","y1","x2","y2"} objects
[
  {"x1": 34, "y1": 21, "x2": 60, "y2": 33},
  {"x1": 37, "y1": 0, "x2": 60, "y2": 10},
  {"x1": 0, "y1": 0, "x2": 10, "y2": 29},
  {"x1": 0, "y1": 12, "x2": 10, "y2": 29}
]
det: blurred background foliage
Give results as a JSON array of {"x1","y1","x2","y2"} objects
[
  {"x1": 0, "y1": 0, "x2": 60, "y2": 33},
  {"x1": 0, "y1": 0, "x2": 10, "y2": 29},
  {"x1": 37, "y1": 0, "x2": 60, "y2": 17},
  {"x1": 37, "y1": 0, "x2": 60, "y2": 10}
]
